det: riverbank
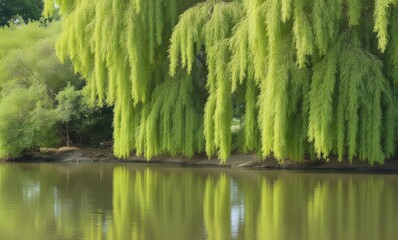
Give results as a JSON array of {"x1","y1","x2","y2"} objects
[{"x1": 6, "y1": 146, "x2": 398, "y2": 172}]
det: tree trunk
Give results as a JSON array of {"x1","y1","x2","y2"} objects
[{"x1": 66, "y1": 122, "x2": 70, "y2": 147}]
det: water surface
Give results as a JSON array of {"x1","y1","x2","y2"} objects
[{"x1": 0, "y1": 163, "x2": 397, "y2": 240}]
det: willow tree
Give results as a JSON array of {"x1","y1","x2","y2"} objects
[
  {"x1": 44, "y1": 0, "x2": 206, "y2": 159},
  {"x1": 170, "y1": 0, "x2": 398, "y2": 164},
  {"x1": 47, "y1": 0, "x2": 398, "y2": 164}
]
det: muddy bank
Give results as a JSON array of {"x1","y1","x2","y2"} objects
[{"x1": 11, "y1": 147, "x2": 398, "y2": 172}]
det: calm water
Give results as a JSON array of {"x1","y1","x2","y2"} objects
[{"x1": 0, "y1": 163, "x2": 397, "y2": 240}]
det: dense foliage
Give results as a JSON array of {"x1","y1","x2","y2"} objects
[
  {"x1": 46, "y1": 0, "x2": 398, "y2": 164},
  {"x1": 0, "y1": 0, "x2": 43, "y2": 26},
  {"x1": 0, "y1": 22, "x2": 112, "y2": 158}
]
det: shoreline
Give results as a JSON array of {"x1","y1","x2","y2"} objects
[{"x1": 6, "y1": 147, "x2": 398, "y2": 173}]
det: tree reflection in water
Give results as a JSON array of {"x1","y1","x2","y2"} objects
[{"x1": 0, "y1": 164, "x2": 397, "y2": 240}]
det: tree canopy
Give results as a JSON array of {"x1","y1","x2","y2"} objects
[
  {"x1": 45, "y1": 0, "x2": 398, "y2": 164},
  {"x1": 0, "y1": 0, "x2": 44, "y2": 26},
  {"x1": 0, "y1": 21, "x2": 113, "y2": 158}
]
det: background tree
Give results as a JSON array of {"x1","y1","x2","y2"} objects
[
  {"x1": 0, "y1": 85, "x2": 58, "y2": 158},
  {"x1": 56, "y1": 85, "x2": 113, "y2": 147},
  {"x1": 56, "y1": 85, "x2": 80, "y2": 147},
  {"x1": 0, "y1": 21, "x2": 112, "y2": 158},
  {"x1": 0, "y1": 0, "x2": 43, "y2": 26}
]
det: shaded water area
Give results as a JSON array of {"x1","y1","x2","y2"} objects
[{"x1": 0, "y1": 163, "x2": 397, "y2": 240}]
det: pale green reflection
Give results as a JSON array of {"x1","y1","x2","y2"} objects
[
  {"x1": 105, "y1": 167, "x2": 206, "y2": 240},
  {"x1": 306, "y1": 177, "x2": 396, "y2": 240},
  {"x1": 253, "y1": 175, "x2": 398, "y2": 240},
  {"x1": 203, "y1": 174, "x2": 231, "y2": 240},
  {"x1": 257, "y1": 178, "x2": 285, "y2": 240},
  {"x1": 0, "y1": 164, "x2": 397, "y2": 240}
]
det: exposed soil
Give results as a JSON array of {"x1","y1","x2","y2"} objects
[{"x1": 8, "y1": 146, "x2": 398, "y2": 173}]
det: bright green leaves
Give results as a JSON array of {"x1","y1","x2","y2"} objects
[
  {"x1": 170, "y1": 2, "x2": 244, "y2": 76},
  {"x1": 49, "y1": 0, "x2": 76, "y2": 15},
  {"x1": 293, "y1": 0, "x2": 314, "y2": 67},
  {"x1": 212, "y1": 45, "x2": 233, "y2": 161},
  {"x1": 170, "y1": 1, "x2": 245, "y2": 162},
  {"x1": 312, "y1": 0, "x2": 341, "y2": 55},
  {"x1": 47, "y1": 0, "x2": 206, "y2": 160},
  {"x1": 374, "y1": 0, "x2": 398, "y2": 52},
  {"x1": 230, "y1": 19, "x2": 250, "y2": 91},
  {"x1": 281, "y1": 0, "x2": 293, "y2": 22},
  {"x1": 134, "y1": 72, "x2": 205, "y2": 160},
  {"x1": 308, "y1": 48, "x2": 338, "y2": 159},
  {"x1": 169, "y1": 3, "x2": 209, "y2": 76},
  {"x1": 43, "y1": 0, "x2": 56, "y2": 18},
  {"x1": 385, "y1": 7, "x2": 398, "y2": 83},
  {"x1": 50, "y1": 0, "x2": 398, "y2": 164},
  {"x1": 309, "y1": 33, "x2": 394, "y2": 164}
]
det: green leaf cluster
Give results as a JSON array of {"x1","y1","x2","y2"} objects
[{"x1": 0, "y1": 86, "x2": 58, "y2": 158}]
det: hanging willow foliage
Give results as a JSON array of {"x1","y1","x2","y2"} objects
[
  {"x1": 170, "y1": 1, "x2": 244, "y2": 161},
  {"x1": 44, "y1": 0, "x2": 205, "y2": 160},
  {"x1": 47, "y1": 0, "x2": 398, "y2": 164}
]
